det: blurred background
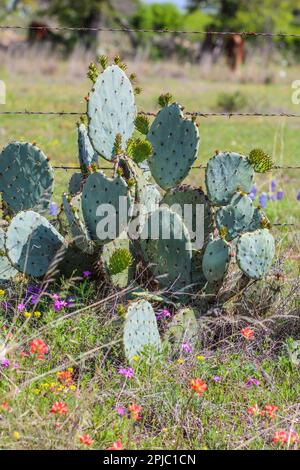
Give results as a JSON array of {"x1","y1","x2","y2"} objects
[{"x1": 0, "y1": 0, "x2": 300, "y2": 232}]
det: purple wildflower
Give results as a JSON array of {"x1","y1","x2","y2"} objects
[
  {"x1": 182, "y1": 342, "x2": 192, "y2": 354},
  {"x1": 0, "y1": 358, "x2": 10, "y2": 368},
  {"x1": 246, "y1": 378, "x2": 260, "y2": 387},
  {"x1": 269, "y1": 193, "x2": 276, "y2": 202},
  {"x1": 12, "y1": 362, "x2": 20, "y2": 370},
  {"x1": 83, "y1": 271, "x2": 92, "y2": 279},
  {"x1": 270, "y1": 179, "x2": 277, "y2": 193},
  {"x1": 155, "y1": 309, "x2": 171, "y2": 321},
  {"x1": 250, "y1": 185, "x2": 257, "y2": 197},
  {"x1": 249, "y1": 192, "x2": 256, "y2": 201},
  {"x1": 213, "y1": 376, "x2": 222, "y2": 382},
  {"x1": 259, "y1": 192, "x2": 267, "y2": 209},
  {"x1": 277, "y1": 189, "x2": 283, "y2": 200},
  {"x1": 49, "y1": 202, "x2": 58, "y2": 217},
  {"x1": 297, "y1": 190, "x2": 300, "y2": 201},
  {"x1": 116, "y1": 406, "x2": 126, "y2": 415},
  {"x1": 17, "y1": 303, "x2": 25, "y2": 312},
  {"x1": 118, "y1": 367, "x2": 134, "y2": 379}
]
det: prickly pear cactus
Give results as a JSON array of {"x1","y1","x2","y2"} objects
[
  {"x1": 101, "y1": 235, "x2": 135, "y2": 288},
  {"x1": 161, "y1": 185, "x2": 213, "y2": 248},
  {"x1": 216, "y1": 192, "x2": 254, "y2": 241},
  {"x1": 0, "y1": 228, "x2": 18, "y2": 281},
  {"x1": 140, "y1": 207, "x2": 192, "y2": 291},
  {"x1": 78, "y1": 123, "x2": 98, "y2": 168},
  {"x1": 205, "y1": 152, "x2": 254, "y2": 206},
  {"x1": 0, "y1": 142, "x2": 54, "y2": 214},
  {"x1": 62, "y1": 193, "x2": 95, "y2": 254},
  {"x1": 147, "y1": 103, "x2": 200, "y2": 190},
  {"x1": 6, "y1": 211, "x2": 66, "y2": 277},
  {"x1": 202, "y1": 238, "x2": 230, "y2": 282},
  {"x1": 123, "y1": 300, "x2": 161, "y2": 361},
  {"x1": 69, "y1": 173, "x2": 83, "y2": 196},
  {"x1": 237, "y1": 229, "x2": 275, "y2": 279},
  {"x1": 164, "y1": 308, "x2": 198, "y2": 352},
  {"x1": 87, "y1": 65, "x2": 136, "y2": 160},
  {"x1": 81, "y1": 172, "x2": 133, "y2": 244}
]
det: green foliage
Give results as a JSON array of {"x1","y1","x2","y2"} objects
[
  {"x1": 248, "y1": 149, "x2": 274, "y2": 173},
  {"x1": 130, "y1": 2, "x2": 183, "y2": 31},
  {"x1": 158, "y1": 92, "x2": 173, "y2": 108},
  {"x1": 134, "y1": 114, "x2": 150, "y2": 135},
  {"x1": 127, "y1": 138, "x2": 153, "y2": 164},
  {"x1": 108, "y1": 248, "x2": 133, "y2": 276}
]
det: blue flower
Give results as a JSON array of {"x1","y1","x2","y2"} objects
[
  {"x1": 297, "y1": 190, "x2": 300, "y2": 201},
  {"x1": 259, "y1": 192, "x2": 267, "y2": 209},
  {"x1": 270, "y1": 179, "x2": 277, "y2": 193},
  {"x1": 49, "y1": 202, "x2": 58, "y2": 217},
  {"x1": 276, "y1": 189, "x2": 283, "y2": 200}
]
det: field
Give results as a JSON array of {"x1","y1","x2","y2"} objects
[{"x1": 0, "y1": 49, "x2": 299, "y2": 450}]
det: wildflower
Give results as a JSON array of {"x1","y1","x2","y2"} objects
[
  {"x1": 118, "y1": 367, "x2": 134, "y2": 379},
  {"x1": 34, "y1": 311, "x2": 41, "y2": 318},
  {"x1": 0, "y1": 358, "x2": 10, "y2": 368},
  {"x1": 82, "y1": 271, "x2": 91, "y2": 279},
  {"x1": 269, "y1": 193, "x2": 276, "y2": 202},
  {"x1": 13, "y1": 362, "x2": 19, "y2": 369},
  {"x1": 49, "y1": 202, "x2": 58, "y2": 217},
  {"x1": 116, "y1": 406, "x2": 126, "y2": 416},
  {"x1": 182, "y1": 342, "x2": 193, "y2": 354},
  {"x1": 241, "y1": 327, "x2": 254, "y2": 340},
  {"x1": 79, "y1": 434, "x2": 94, "y2": 446},
  {"x1": 276, "y1": 189, "x2": 283, "y2": 200},
  {"x1": 272, "y1": 430, "x2": 297, "y2": 445},
  {"x1": 69, "y1": 385, "x2": 76, "y2": 391},
  {"x1": 259, "y1": 192, "x2": 267, "y2": 209},
  {"x1": 190, "y1": 378, "x2": 207, "y2": 396},
  {"x1": 155, "y1": 308, "x2": 171, "y2": 321},
  {"x1": 12, "y1": 431, "x2": 20, "y2": 440},
  {"x1": 249, "y1": 192, "x2": 256, "y2": 201},
  {"x1": 213, "y1": 375, "x2": 222, "y2": 382},
  {"x1": 0, "y1": 290, "x2": 6, "y2": 297},
  {"x1": 29, "y1": 339, "x2": 48, "y2": 359},
  {"x1": 297, "y1": 190, "x2": 300, "y2": 201},
  {"x1": 54, "y1": 298, "x2": 68, "y2": 312},
  {"x1": 248, "y1": 404, "x2": 261, "y2": 416},
  {"x1": 265, "y1": 404, "x2": 278, "y2": 418},
  {"x1": 34, "y1": 388, "x2": 40, "y2": 395},
  {"x1": 128, "y1": 403, "x2": 141, "y2": 421},
  {"x1": 246, "y1": 378, "x2": 260, "y2": 387},
  {"x1": 17, "y1": 303, "x2": 25, "y2": 312},
  {"x1": 132, "y1": 355, "x2": 139, "y2": 362},
  {"x1": 250, "y1": 185, "x2": 257, "y2": 197},
  {"x1": 57, "y1": 370, "x2": 73, "y2": 386},
  {"x1": 1, "y1": 401, "x2": 9, "y2": 411},
  {"x1": 24, "y1": 311, "x2": 32, "y2": 318},
  {"x1": 107, "y1": 440, "x2": 122, "y2": 450},
  {"x1": 50, "y1": 402, "x2": 68, "y2": 415},
  {"x1": 177, "y1": 358, "x2": 184, "y2": 364},
  {"x1": 197, "y1": 355, "x2": 206, "y2": 362},
  {"x1": 270, "y1": 179, "x2": 276, "y2": 192}
]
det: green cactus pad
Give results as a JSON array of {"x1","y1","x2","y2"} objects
[
  {"x1": 205, "y1": 152, "x2": 254, "y2": 206},
  {"x1": 161, "y1": 185, "x2": 213, "y2": 248},
  {"x1": 68, "y1": 173, "x2": 83, "y2": 196},
  {"x1": 147, "y1": 103, "x2": 200, "y2": 190},
  {"x1": 0, "y1": 228, "x2": 18, "y2": 281},
  {"x1": 101, "y1": 235, "x2": 136, "y2": 288},
  {"x1": 87, "y1": 65, "x2": 136, "y2": 161},
  {"x1": 140, "y1": 207, "x2": 192, "y2": 290},
  {"x1": 62, "y1": 193, "x2": 95, "y2": 254},
  {"x1": 248, "y1": 149, "x2": 274, "y2": 173},
  {"x1": 248, "y1": 208, "x2": 270, "y2": 232},
  {"x1": 123, "y1": 300, "x2": 161, "y2": 361},
  {"x1": 78, "y1": 123, "x2": 98, "y2": 168},
  {"x1": 164, "y1": 308, "x2": 198, "y2": 351},
  {"x1": 6, "y1": 211, "x2": 66, "y2": 277},
  {"x1": 0, "y1": 142, "x2": 54, "y2": 214},
  {"x1": 237, "y1": 229, "x2": 275, "y2": 279},
  {"x1": 81, "y1": 172, "x2": 133, "y2": 244},
  {"x1": 216, "y1": 192, "x2": 254, "y2": 241},
  {"x1": 202, "y1": 238, "x2": 230, "y2": 282}
]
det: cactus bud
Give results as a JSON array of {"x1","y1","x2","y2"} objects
[
  {"x1": 97, "y1": 55, "x2": 108, "y2": 70},
  {"x1": 158, "y1": 93, "x2": 173, "y2": 108}
]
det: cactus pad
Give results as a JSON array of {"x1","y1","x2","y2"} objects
[
  {"x1": 87, "y1": 65, "x2": 136, "y2": 160},
  {"x1": 6, "y1": 211, "x2": 66, "y2": 277},
  {"x1": 164, "y1": 308, "x2": 198, "y2": 351},
  {"x1": 148, "y1": 103, "x2": 200, "y2": 190},
  {"x1": 216, "y1": 192, "x2": 254, "y2": 241},
  {"x1": 68, "y1": 173, "x2": 83, "y2": 196},
  {"x1": 140, "y1": 207, "x2": 192, "y2": 290},
  {"x1": 62, "y1": 193, "x2": 95, "y2": 254},
  {"x1": 78, "y1": 123, "x2": 98, "y2": 168},
  {"x1": 0, "y1": 142, "x2": 54, "y2": 214},
  {"x1": 202, "y1": 238, "x2": 230, "y2": 282},
  {"x1": 161, "y1": 185, "x2": 213, "y2": 248},
  {"x1": 123, "y1": 300, "x2": 161, "y2": 361},
  {"x1": 101, "y1": 235, "x2": 135, "y2": 288},
  {"x1": 81, "y1": 172, "x2": 133, "y2": 244},
  {"x1": 237, "y1": 229, "x2": 275, "y2": 279},
  {"x1": 0, "y1": 228, "x2": 18, "y2": 281},
  {"x1": 205, "y1": 152, "x2": 254, "y2": 206}
]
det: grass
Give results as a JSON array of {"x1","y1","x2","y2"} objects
[{"x1": 0, "y1": 51, "x2": 299, "y2": 450}]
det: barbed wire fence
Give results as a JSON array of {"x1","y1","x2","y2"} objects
[{"x1": 0, "y1": 24, "x2": 300, "y2": 228}]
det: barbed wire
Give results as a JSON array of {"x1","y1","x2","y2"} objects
[
  {"x1": 1, "y1": 110, "x2": 300, "y2": 118},
  {"x1": 1, "y1": 25, "x2": 300, "y2": 38},
  {"x1": 52, "y1": 164, "x2": 300, "y2": 170}
]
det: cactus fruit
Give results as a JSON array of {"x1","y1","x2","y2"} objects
[
  {"x1": 202, "y1": 238, "x2": 230, "y2": 282},
  {"x1": 62, "y1": 194, "x2": 95, "y2": 254},
  {"x1": 78, "y1": 123, "x2": 98, "y2": 168},
  {"x1": 161, "y1": 186, "x2": 213, "y2": 248},
  {"x1": 164, "y1": 308, "x2": 198, "y2": 351},
  {"x1": 0, "y1": 142, "x2": 54, "y2": 214},
  {"x1": 101, "y1": 236, "x2": 135, "y2": 288},
  {"x1": 81, "y1": 172, "x2": 133, "y2": 244},
  {"x1": 6, "y1": 211, "x2": 66, "y2": 277},
  {"x1": 236, "y1": 229, "x2": 275, "y2": 279},
  {"x1": 123, "y1": 300, "x2": 161, "y2": 361},
  {"x1": 147, "y1": 103, "x2": 200, "y2": 190},
  {"x1": 205, "y1": 152, "x2": 254, "y2": 206},
  {"x1": 68, "y1": 173, "x2": 83, "y2": 196},
  {"x1": 140, "y1": 207, "x2": 192, "y2": 291},
  {"x1": 248, "y1": 149, "x2": 274, "y2": 173},
  {"x1": 87, "y1": 65, "x2": 136, "y2": 160},
  {"x1": 216, "y1": 192, "x2": 254, "y2": 241},
  {"x1": 0, "y1": 228, "x2": 18, "y2": 281}
]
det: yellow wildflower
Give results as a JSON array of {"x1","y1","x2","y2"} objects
[{"x1": 0, "y1": 289, "x2": 6, "y2": 297}]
